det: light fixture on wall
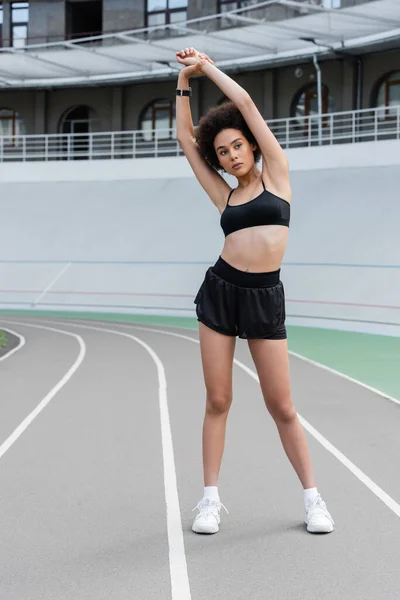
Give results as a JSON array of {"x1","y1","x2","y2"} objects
[{"x1": 294, "y1": 67, "x2": 303, "y2": 78}]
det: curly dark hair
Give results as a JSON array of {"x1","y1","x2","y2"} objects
[{"x1": 195, "y1": 101, "x2": 261, "y2": 172}]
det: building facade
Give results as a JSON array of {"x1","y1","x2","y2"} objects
[
  {"x1": 0, "y1": 0, "x2": 374, "y2": 47},
  {"x1": 0, "y1": 0, "x2": 398, "y2": 139}
]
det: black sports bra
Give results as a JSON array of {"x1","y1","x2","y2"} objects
[{"x1": 220, "y1": 179, "x2": 290, "y2": 238}]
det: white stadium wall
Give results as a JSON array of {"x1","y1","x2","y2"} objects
[{"x1": 0, "y1": 140, "x2": 399, "y2": 337}]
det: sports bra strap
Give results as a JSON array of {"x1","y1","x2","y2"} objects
[
  {"x1": 227, "y1": 178, "x2": 266, "y2": 205},
  {"x1": 227, "y1": 188, "x2": 235, "y2": 205}
]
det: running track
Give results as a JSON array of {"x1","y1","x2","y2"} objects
[{"x1": 0, "y1": 315, "x2": 399, "y2": 600}]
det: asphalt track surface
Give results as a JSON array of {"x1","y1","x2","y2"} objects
[{"x1": 0, "y1": 316, "x2": 399, "y2": 600}]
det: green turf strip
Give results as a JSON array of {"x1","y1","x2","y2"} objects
[
  {"x1": 0, "y1": 330, "x2": 8, "y2": 348},
  {"x1": 287, "y1": 326, "x2": 400, "y2": 401}
]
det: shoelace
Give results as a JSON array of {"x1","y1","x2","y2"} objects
[
  {"x1": 307, "y1": 494, "x2": 334, "y2": 524},
  {"x1": 192, "y1": 498, "x2": 229, "y2": 517}
]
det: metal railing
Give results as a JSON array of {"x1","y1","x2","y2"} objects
[
  {"x1": 0, "y1": 106, "x2": 398, "y2": 162},
  {"x1": 268, "y1": 105, "x2": 400, "y2": 148}
]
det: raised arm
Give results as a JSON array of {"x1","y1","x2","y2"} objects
[
  {"x1": 175, "y1": 62, "x2": 197, "y2": 140},
  {"x1": 175, "y1": 49, "x2": 231, "y2": 212}
]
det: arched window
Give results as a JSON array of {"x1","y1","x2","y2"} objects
[
  {"x1": 375, "y1": 71, "x2": 400, "y2": 119},
  {"x1": 291, "y1": 83, "x2": 335, "y2": 122},
  {"x1": 140, "y1": 99, "x2": 176, "y2": 141},
  {"x1": 58, "y1": 105, "x2": 97, "y2": 135},
  {"x1": 0, "y1": 108, "x2": 25, "y2": 144},
  {"x1": 58, "y1": 105, "x2": 97, "y2": 159}
]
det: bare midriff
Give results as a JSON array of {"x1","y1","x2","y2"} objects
[{"x1": 220, "y1": 224, "x2": 289, "y2": 273}]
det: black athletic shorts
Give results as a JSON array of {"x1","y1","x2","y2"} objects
[{"x1": 194, "y1": 256, "x2": 287, "y2": 340}]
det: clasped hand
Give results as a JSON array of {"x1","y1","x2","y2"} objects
[{"x1": 175, "y1": 47, "x2": 214, "y2": 77}]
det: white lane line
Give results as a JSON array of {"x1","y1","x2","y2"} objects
[
  {"x1": 288, "y1": 350, "x2": 400, "y2": 407},
  {"x1": 25, "y1": 317, "x2": 400, "y2": 522},
  {"x1": 31, "y1": 319, "x2": 191, "y2": 600},
  {"x1": 134, "y1": 324, "x2": 400, "y2": 407},
  {"x1": 114, "y1": 323, "x2": 400, "y2": 520},
  {"x1": 0, "y1": 320, "x2": 86, "y2": 461},
  {"x1": 48, "y1": 317, "x2": 400, "y2": 407},
  {"x1": 0, "y1": 327, "x2": 26, "y2": 363}
]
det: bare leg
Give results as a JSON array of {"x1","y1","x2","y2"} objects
[
  {"x1": 199, "y1": 322, "x2": 236, "y2": 486},
  {"x1": 248, "y1": 338, "x2": 315, "y2": 490}
]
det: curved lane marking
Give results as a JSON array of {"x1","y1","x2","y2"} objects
[
  {"x1": 0, "y1": 320, "x2": 86, "y2": 461},
  {"x1": 0, "y1": 327, "x2": 26, "y2": 363},
  {"x1": 112, "y1": 322, "x2": 400, "y2": 521},
  {"x1": 23, "y1": 318, "x2": 191, "y2": 600}
]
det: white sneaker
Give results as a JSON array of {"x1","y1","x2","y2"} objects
[
  {"x1": 305, "y1": 494, "x2": 335, "y2": 533},
  {"x1": 192, "y1": 497, "x2": 228, "y2": 534}
]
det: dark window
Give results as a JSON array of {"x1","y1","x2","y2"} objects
[
  {"x1": 59, "y1": 105, "x2": 96, "y2": 135},
  {"x1": 140, "y1": 99, "x2": 176, "y2": 141},
  {"x1": 59, "y1": 105, "x2": 97, "y2": 159},
  {"x1": 375, "y1": 71, "x2": 400, "y2": 120},
  {"x1": 217, "y1": 0, "x2": 256, "y2": 28},
  {"x1": 66, "y1": 0, "x2": 103, "y2": 41},
  {"x1": 292, "y1": 84, "x2": 335, "y2": 118},
  {"x1": 11, "y1": 2, "x2": 29, "y2": 48},
  {"x1": 0, "y1": 108, "x2": 25, "y2": 146},
  {"x1": 146, "y1": 0, "x2": 188, "y2": 30},
  {"x1": 291, "y1": 83, "x2": 335, "y2": 135}
]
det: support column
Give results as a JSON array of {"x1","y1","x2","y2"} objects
[
  {"x1": 272, "y1": 69, "x2": 279, "y2": 119},
  {"x1": 3, "y1": 1, "x2": 11, "y2": 47},
  {"x1": 111, "y1": 87, "x2": 123, "y2": 131},
  {"x1": 353, "y1": 56, "x2": 363, "y2": 111},
  {"x1": 342, "y1": 58, "x2": 354, "y2": 112},
  {"x1": 262, "y1": 70, "x2": 274, "y2": 120},
  {"x1": 34, "y1": 90, "x2": 47, "y2": 134}
]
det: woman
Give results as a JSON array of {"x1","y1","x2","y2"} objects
[{"x1": 175, "y1": 47, "x2": 334, "y2": 535}]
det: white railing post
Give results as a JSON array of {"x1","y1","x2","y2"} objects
[
  {"x1": 111, "y1": 132, "x2": 115, "y2": 159},
  {"x1": 67, "y1": 135, "x2": 72, "y2": 160},
  {"x1": 308, "y1": 117, "x2": 311, "y2": 147},
  {"x1": 397, "y1": 106, "x2": 400, "y2": 140},
  {"x1": 22, "y1": 136, "x2": 26, "y2": 161},
  {"x1": 352, "y1": 111, "x2": 356, "y2": 143},
  {"x1": 133, "y1": 131, "x2": 136, "y2": 158},
  {"x1": 89, "y1": 133, "x2": 93, "y2": 160},
  {"x1": 154, "y1": 130, "x2": 158, "y2": 158},
  {"x1": 374, "y1": 108, "x2": 378, "y2": 141},
  {"x1": 0, "y1": 136, "x2": 3, "y2": 162},
  {"x1": 286, "y1": 119, "x2": 289, "y2": 148},
  {"x1": 318, "y1": 114, "x2": 322, "y2": 146},
  {"x1": 45, "y1": 135, "x2": 48, "y2": 161}
]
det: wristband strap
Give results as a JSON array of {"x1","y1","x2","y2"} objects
[{"x1": 176, "y1": 87, "x2": 192, "y2": 97}]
